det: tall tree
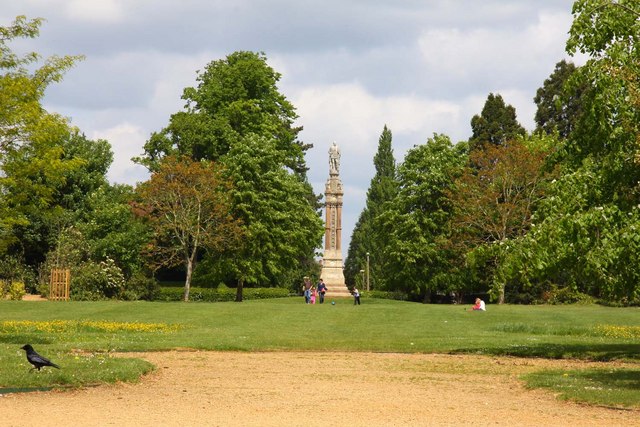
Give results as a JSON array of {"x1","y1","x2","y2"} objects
[
  {"x1": 344, "y1": 125, "x2": 398, "y2": 288},
  {"x1": 135, "y1": 51, "x2": 322, "y2": 290},
  {"x1": 469, "y1": 93, "x2": 526, "y2": 149},
  {"x1": 449, "y1": 138, "x2": 557, "y2": 303},
  {"x1": 77, "y1": 184, "x2": 150, "y2": 279},
  {"x1": 533, "y1": 60, "x2": 586, "y2": 139},
  {"x1": 499, "y1": 0, "x2": 640, "y2": 304},
  {"x1": 136, "y1": 51, "x2": 309, "y2": 175},
  {"x1": 220, "y1": 135, "x2": 324, "y2": 301},
  {"x1": 136, "y1": 156, "x2": 242, "y2": 301},
  {"x1": 0, "y1": 15, "x2": 83, "y2": 257},
  {"x1": 380, "y1": 134, "x2": 466, "y2": 301},
  {"x1": 0, "y1": 16, "x2": 82, "y2": 155}
]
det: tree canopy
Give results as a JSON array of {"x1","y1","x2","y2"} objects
[
  {"x1": 533, "y1": 60, "x2": 586, "y2": 139},
  {"x1": 220, "y1": 135, "x2": 324, "y2": 300},
  {"x1": 469, "y1": 93, "x2": 526, "y2": 149},
  {"x1": 344, "y1": 125, "x2": 398, "y2": 288},
  {"x1": 136, "y1": 156, "x2": 242, "y2": 301},
  {"x1": 0, "y1": 16, "x2": 84, "y2": 258},
  {"x1": 136, "y1": 51, "x2": 309, "y2": 176}
]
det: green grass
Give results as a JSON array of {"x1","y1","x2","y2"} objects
[
  {"x1": 523, "y1": 368, "x2": 640, "y2": 408},
  {"x1": 0, "y1": 298, "x2": 638, "y2": 407}
]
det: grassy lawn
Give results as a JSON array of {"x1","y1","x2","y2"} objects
[{"x1": 1, "y1": 297, "x2": 638, "y2": 407}]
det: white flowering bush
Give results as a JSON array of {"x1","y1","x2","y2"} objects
[{"x1": 71, "y1": 258, "x2": 125, "y2": 300}]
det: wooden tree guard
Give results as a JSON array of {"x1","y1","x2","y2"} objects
[{"x1": 50, "y1": 269, "x2": 70, "y2": 301}]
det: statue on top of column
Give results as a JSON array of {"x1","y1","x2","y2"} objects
[{"x1": 329, "y1": 142, "x2": 340, "y2": 175}]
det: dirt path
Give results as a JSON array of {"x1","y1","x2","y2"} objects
[{"x1": 2, "y1": 351, "x2": 637, "y2": 426}]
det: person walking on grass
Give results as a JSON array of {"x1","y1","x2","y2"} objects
[
  {"x1": 303, "y1": 277, "x2": 312, "y2": 304},
  {"x1": 317, "y1": 278, "x2": 328, "y2": 304},
  {"x1": 352, "y1": 287, "x2": 361, "y2": 305}
]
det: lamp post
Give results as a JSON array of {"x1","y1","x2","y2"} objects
[{"x1": 366, "y1": 252, "x2": 370, "y2": 291}]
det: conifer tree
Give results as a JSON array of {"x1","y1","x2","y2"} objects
[
  {"x1": 344, "y1": 125, "x2": 397, "y2": 288},
  {"x1": 469, "y1": 93, "x2": 525, "y2": 149}
]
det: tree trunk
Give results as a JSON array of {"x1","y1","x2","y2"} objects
[
  {"x1": 184, "y1": 257, "x2": 194, "y2": 302},
  {"x1": 498, "y1": 283, "x2": 505, "y2": 304},
  {"x1": 235, "y1": 278, "x2": 244, "y2": 302}
]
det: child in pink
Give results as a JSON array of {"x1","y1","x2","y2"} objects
[{"x1": 310, "y1": 287, "x2": 317, "y2": 304}]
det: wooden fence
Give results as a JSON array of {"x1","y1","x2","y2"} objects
[{"x1": 50, "y1": 269, "x2": 70, "y2": 301}]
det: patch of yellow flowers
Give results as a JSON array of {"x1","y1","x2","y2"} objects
[
  {"x1": 593, "y1": 324, "x2": 640, "y2": 339},
  {"x1": 0, "y1": 320, "x2": 180, "y2": 333}
]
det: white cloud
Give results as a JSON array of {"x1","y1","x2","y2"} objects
[
  {"x1": 64, "y1": 0, "x2": 124, "y2": 23},
  {"x1": 294, "y1": 83, "x2": 462, "y2": 158},
  {"x1": 91, "y1": 123, "x2": 149, "y2": 185}
]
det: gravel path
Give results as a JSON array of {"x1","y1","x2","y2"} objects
[{"x1": 2, "y1": 351, "x2": 638, "y2": 426}]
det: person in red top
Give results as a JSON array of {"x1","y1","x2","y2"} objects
[{"x1": 471, "y1": 297, "x2": 486, "y2": 311}]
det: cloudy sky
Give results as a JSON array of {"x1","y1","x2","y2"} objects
[{"x1": 2, "y1": 0, "x2": 585, "y2": 257}]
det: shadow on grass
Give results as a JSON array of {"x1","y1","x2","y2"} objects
[
  {"x1": 0, "y1": 335, "x2": 53, "y2": 345},
  {"x1": 524, "y1": 368, "x2": 640, "y2": 408},
  {"x1": 452, "y1": 343, "x2": 640, "y2": 361},
  {"x1": 584, "y1": 369, "x2": 640, "y2": 391}
]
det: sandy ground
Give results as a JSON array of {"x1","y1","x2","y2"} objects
[{"x1": 1, "y1": 351, "x2": 638, "y2": 427}]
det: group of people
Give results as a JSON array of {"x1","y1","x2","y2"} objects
[
  {"x1": 303, "y1": 277, "x2": 327, "y2": 304},
  {"x1": 302, "y1": 277, "x2": 362, "y2": 305}
]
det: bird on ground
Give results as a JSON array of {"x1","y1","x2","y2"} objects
[{"x1": 20, "y1": 344, "x2": 61, "y2": 371}]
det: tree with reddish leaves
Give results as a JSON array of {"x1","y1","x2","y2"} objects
[
  {"x1": 449, "y1": 138, "x2": 557, "y2": 303},
  {"x1": 136, "y1": 156, "x2": 242, "y2": 301}
]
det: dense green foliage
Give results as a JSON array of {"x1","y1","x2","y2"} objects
[
  {"x1": 346, "y1": 0, "x2": 640, "y2": 305},
  {"x1": 136, "y1": 155, "x2": 242, "y2": 301},
  {"x1": 378, "y1": 134, "x2": 467, "y2": 301},
  {"x1": 533, "y1": 60, "x2": 586, "y2": 139},
  {"x1": 3, "y1": 2, "x2": 640, "y2": 306},
  {"x1": 468, "y1": 93, "x2": 526, "y2": 149},
  {"x1": 136, "y1": 51, "x2": 323, "y2": 299},
  {"x1": 344, "y1": 125, "x2": 398, "y2": 288},
  {"x1": 220, "y1": 135, "x2": 323, "y2": 300},
  {"x1": 157, "y1": 286, "x2": 290, "y2": 302},
  {"x1": 1, "y1": 25, "x2": 321, "y2": 300}
]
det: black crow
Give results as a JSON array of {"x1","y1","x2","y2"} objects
[{"x1": 20, "y1": 344, "x2": 61, "y2": 371}]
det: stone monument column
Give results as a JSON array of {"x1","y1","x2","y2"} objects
[{"x1": 321, "y1": 142, "x2": 351, "y2": 297}]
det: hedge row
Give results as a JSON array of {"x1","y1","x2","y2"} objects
[
  {"x1": 158, "y1": 286, "x2": 291, "y2": 302},
  {"x1": 361, "y1": 290, "x2": 409, "y2": 301}
]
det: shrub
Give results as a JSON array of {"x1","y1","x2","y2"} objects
[
  {"x1": 122, "y1": 271, "x2": 160, "y2": 301},
  {"x1": 1, "y1": 279, "x2": 26, "y2": 300},
  {"x1": 7, "y1": 281, "x2": 26, "y2": 300},
  {"x1": 71, "y1": 258, "x2": 125, "y2": 300},
  {"x1": 544, "y1": 285, "x2": 595, "y2": 305},
  {"x1": 157, "y1": 286, "x2": 290, "y2": 302},
  {"x1": 361, "y1": 290, "x2": 409, "y2": 301},
  {"x1": 0, "y1": 256, "x2": 37, "y2": 293}
]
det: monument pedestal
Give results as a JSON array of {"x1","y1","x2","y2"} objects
[
  {"x1": 320, "y1": 249, "x2": 351, "y2": 298},
  {"x1": 321, "y1": 142, "x2": 351, "y2": 299}
]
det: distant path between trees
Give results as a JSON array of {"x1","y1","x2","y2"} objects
[{"x1": 2, "y1": 351, "x2": 638, "y2": 426}]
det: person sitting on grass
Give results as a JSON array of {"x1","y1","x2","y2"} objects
[{"x1": 471, "y1": 297, "x2": 486, "y2": 311}]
